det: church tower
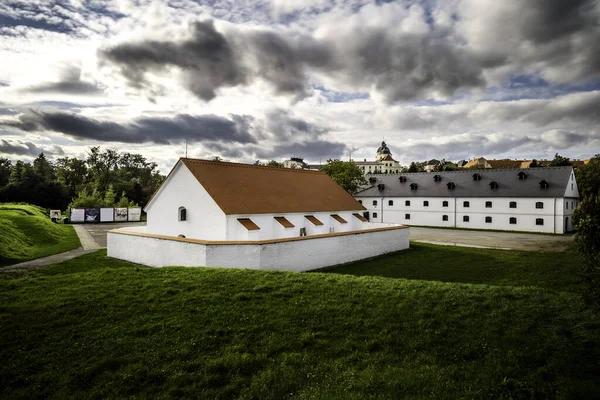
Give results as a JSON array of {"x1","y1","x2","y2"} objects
[{"x1": 376, "y1": 141, "x2": 392, "y2": 162}]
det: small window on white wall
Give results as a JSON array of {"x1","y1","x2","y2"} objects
[
  {"x1": 178, "y1": 206, "x2": 187, "y2": 221},
  {"x1": 373, "y1": 212, "x2": 378, "y2": 218}
]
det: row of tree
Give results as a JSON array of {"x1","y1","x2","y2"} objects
[{"x1": 0, "y1": 147, "x2": 164, "y2": 211}]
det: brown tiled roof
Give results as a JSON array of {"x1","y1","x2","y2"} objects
[
  {"x1": 238, "y1": 218, "x2": 260, "y2": 230},
  {"x1": 305, "y1": 215, "x2": 324, "y2": 226},
  {"x1": 353, "y1": 213, "x2": 367, "y2": 222},
  {"x1": 173, "y1": 158, "x2": 366, "y2": 215},
  {"x1": 380, "y1": 154, "x2": 396, "y2": 161},
  {"x1": 331, "y1": 214, "x2": 348, "y2": 224},
  {"x1": 487, "y1": 160, "x2": 523, "y2": 169},
  {"x1": 274, "y1": 216, "x2": 295, "y2": 228}
]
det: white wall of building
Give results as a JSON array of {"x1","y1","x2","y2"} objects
[
  {"x1": 225, "y1": 211, "x2": 365, "y2": 241},
  {"x1": 355, "y1": 195, "x2": 576, "y2": 233},
  {"x1": 108, "y1": 226, "x2": 410, "y2": 271},
  {"x1": 145, "y1": 162, "x2": 227, "y2": 240}
]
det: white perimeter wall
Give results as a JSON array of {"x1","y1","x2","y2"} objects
[
  {"x1": 145, "y1": 162, "x2": 227, "y2": 240},
  {"x1": 107, "y1": 226, "x2": 409, "y2": 271},
  {"x1": 357, "y1": 196, "x2": 580, "y2": 233}
]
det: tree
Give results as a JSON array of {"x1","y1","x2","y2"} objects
[
  {"x1": 529, "y1": 159, "x2": 539, "y2": 168},
  {"x1": 321, "y1": 160, "x2": 367, "y2": 193},
  {"x1": 266, "y1": 160, "x2": 283, "y2": 167},
  {"x1": 212, "y1": 156, "x2": 223, "y2": 162},
  {"x1": 33, "y1": 152, "x2": 55, "y2": 181},
  {"x1": 549, "y1": 153, "x2": 572, "y2": 167},
  {"x1": 408, "y1": 162, "x2": 418, "y2": 173},
  {"x1": 0, "y1": 158, "x2": 11, "y2": 187},
  {"x1": 572, "y1": 155, "x2": 600, "y2": 309}
]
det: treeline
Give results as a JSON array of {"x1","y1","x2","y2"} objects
[{"x1": 0, "y1": 147, "x2": 164, "y2": 211}]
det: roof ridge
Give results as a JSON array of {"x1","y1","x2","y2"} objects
[{"x1": 180, "y1": 157, "x2": 323, "y2": 174}]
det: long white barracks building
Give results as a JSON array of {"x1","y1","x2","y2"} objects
[{"x1": 354, "y1": 167, "x2": 580, "y2": 234}]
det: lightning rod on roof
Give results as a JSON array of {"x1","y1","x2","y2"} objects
[{"x1": 185, "y1": 139, "x2": 188, "y2": 158}]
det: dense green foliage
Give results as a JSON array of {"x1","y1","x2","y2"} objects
[
  {"x1": 0, "y1": 147, "x2": 164, "y2": 210},
  {"x1": 549, "y1": 153, "x2": 573, "y2": 167},
  {"x1": 1, "y1": 247, "x2": 599, "y2": 398},
  {"x1": 321, "y1": 159, "x2": 367, "y2": 193},
  {"x1": 325, "y1": 242, "x2": 583, "y2": 292},
  {"x1": 573, "y1": 155, "x2": 600, "y2": 309},
  {"x1": 0, "y1": 204, "x2": 80, "y2": 267}
]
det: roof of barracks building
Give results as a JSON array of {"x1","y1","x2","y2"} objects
[{"x1": 355, "y1": 167, "x2": 576, "y2": 198}]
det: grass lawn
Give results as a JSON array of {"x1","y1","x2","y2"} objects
[
  {"x1": 323, "y1": 242, "x2": 584, "y2": 293},
  {"x1": 1, "y1": 249, "x2": 599, "y2": 399},
  {"x1": 0, "y1": 203, "x2": 81, "y2": 267}
]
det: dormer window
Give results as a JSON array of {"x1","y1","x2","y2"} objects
[
  {"x1": 178, "y1": 206, "x2": 187, "y2": 221},
  {"x1": 447, "y1": 182, "x2": 456, "y2": 190},
  {"x1": 410, "y1": 183, "x2": 418, "y2": 190},
  {"x1": 517, "y1": 171, "x2": 527, "y2": 180},
  {"x1": 377, "y1": 183, "x2": 385, "y2": 191},
  {"x1": 433, "y1": 175, "x2": 442, "y2": 182},
  {"x1": 473, "y1": 173, "x2": 482, "y2": 181},
  {"x1": 369, "y1": 177, "x2": 377, "y2": 184},
  {"x1": 489, "y1": 181, "x2": 499, "y2": 190},
  {"x1": 399, "y1": 176, "x2": 407, "y2": 183},
  {"x1": 539, "y1": 180, "x2": 550, "y2": 189}
]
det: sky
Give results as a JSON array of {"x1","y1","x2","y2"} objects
[{"x1": 0, "y1": 0, "x2": 599, "y2": 173}]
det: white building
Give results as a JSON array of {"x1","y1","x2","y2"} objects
[
  {"x1": 354, "y1": 141, "x2": 402, "y2": 175},
  {"x1": 282, "y1": 157, "x2": 308, "y2": 169},
  {"x1": 355, "y1": 167, "x2": 580, "y2": 234},
  {"x1": 108, "y1": 158, "x2": 410, "y2": 270}
]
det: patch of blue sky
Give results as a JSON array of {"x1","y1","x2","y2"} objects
[
  {"x1": 316, "y1": 86, "x2": 370, "y2": 102},
  {"x1": 483, "y1": 74, "x2": 600, "y2": 102}
]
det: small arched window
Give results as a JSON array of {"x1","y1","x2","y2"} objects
[
  {"x1": 509, "y1": 217, "x2": 517, "y2": 225},
  {"x1": 373, "y1": 200, "x2": 378, "y2": 206},
  {"x1": 463, "y1": 215, "x2": 470, "y2": 222},
  {"x1": 442, "y1": 201, "x2": 448, "y2": 207},
  {"x1": 536, "y1": 218, "x2": 544, "y2": 226},
  {"x1": 510, "y1": 201, "x2": 517, "y2": 208},
  {"x1": 388, "y1": 200, "x2": 394, "y2": 206},
  {"x1": 489, "y1": 181, "x2": 499, "y2": 190},
  {"x1": 399, "y1": 176, "x2": 407, "y2": 183},
  {"x1": 539, "y1": 180, "x2": 550, "y2": 189},
  {"x1": 178, "y1": 206, "x2": 187, "y2": 221},
  {"x1": 405, "y1": 214, "x2": 411, "y2": 220},
  {"x1": 405, "y1": 200, "x2": 411, "y2": 206},
  {"x1": 358, "y1": 200, "x2": 363, "y2": 204},
  {"x1": 423, "y1": 201, "x2": 429, "y2": 207},
  {"x1": 536, "y1": 202, "x2": 544, "y2": 209},
  {"x1": 517, "y1": 171, "x2": 527, "y2": 180},
  {"x1": 410, "y1": 183, "x2": 418, "y2": 190},
  {"x1": 463, "y1": 201, "x2": 470, "y2": 208},
  {"x1": 447, "y1": 182, "x2": 456, "y2": 190},
  {"x1": 485, "y1": 216, "x2": 492, "y2": 223},
  {"x1": 485, "y1": 201, "x2": 492, "y2": 208},
  {"x1": 442, "y1": 215, "x2": 448, "y2": 221},
  {"x1": 433, "y1": 175, "x2": 442, "y2": 182},
  {"x1": 473, "y1": 173, "x2": 482, "y2": 181}
]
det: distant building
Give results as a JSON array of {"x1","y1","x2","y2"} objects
[
  {"x1": 354, "y1": 141, "x2": 402, "y2": 175},
  {"x1": 283, "y1": 157, "x2": 308, "y2": 169},
  {"x1": 355, "y1": 167, "x2": 580, "y2": 234},
  {"x1": 423, "y1": 159, "x2": 441, "y2": 172},
  {"x1": 463, "y1": 157, "x2": 492, "y2": 169}
]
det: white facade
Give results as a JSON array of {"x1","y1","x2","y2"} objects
[
  {"x1": 108, "y1": 225, "x2": 410, "y2": 271},
  {"x1": 358, "y1": 195, "x2": 579, "y2": 234}
]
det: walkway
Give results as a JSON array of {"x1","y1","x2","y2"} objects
[
  {"x1": 1, "y1": 223, "x2": 102, "y2": 273},
  {"x1": 409, "y1": 226, "x2": 574, "y2": 252}
]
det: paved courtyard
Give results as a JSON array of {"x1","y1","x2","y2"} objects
[
  {"x1": 81, "y1": 222, "x2": 146, "y2": 248},
  {"x1": 409, "y1": 226, "x2": 574, "y2": 252}
]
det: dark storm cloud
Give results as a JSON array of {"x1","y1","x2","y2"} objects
[
  {"x1": 266, "y1": 140, "x2": 347, "y2": 160},
  {"x1": 521, "y1": 0, "x2": 593, "y2": 43},
  {"x1": 23, "y1": 81, "x2": 101, "y2": 95},
  {"x1": 99, "y1": 18, "x2": 484, "y2": 103},
  {"x1": 0, "y1": 139, "x2": 64, "y2": 156},
  {"x1": 264, "y1": 109, "x2": 328, "y2": 139},
  {"x1": 4, "y1": 110, "x2": 257, "y2": 145},
  {"x1": 100, "y1": 20, "x2": 245, "y2": 101}
]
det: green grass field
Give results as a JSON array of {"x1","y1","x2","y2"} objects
[
  {"x1": 1, "y1": 248, "x2": 599, "y2": 399},
  {"x1": 0, "y1": 203, "x2": 80, "y2": 267},
  {"x1": 323, "y1": 242, "x2": 584, "y2": 293}
]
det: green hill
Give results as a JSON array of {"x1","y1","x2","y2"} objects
[
  {"x1": 1, "y1": 250, "x2": 599, "y2": 399},
  {"x1": 0, "y1": 203, "x2": 80, "y2": 267}
]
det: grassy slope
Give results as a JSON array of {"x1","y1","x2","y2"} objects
[
  {"x1": 324, "y1": 242, "x2": 584, "y2": 293},
  {"x1": 0, "y1": 203, "x2": 80, "y2": 267},
  {"x1": 1, "y1": 250, "x2": 599, "y2": 399}
]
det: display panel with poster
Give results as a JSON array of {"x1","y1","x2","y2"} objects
[
  {"x1": 114, "y1": 208, "x2": 128, "y2": 222},
  {"x1": 70, "y1": 208, "x2": 85, "y2": 223},
  {"x1": 128, "y1": 208, "x2": 141, "y2": 221},
  {"x1": 100, "y1": 208, "x2": 114, "y2": 222},
  {"x1": 85, "y1": 208, "x2": 100, "y2": 223}
]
